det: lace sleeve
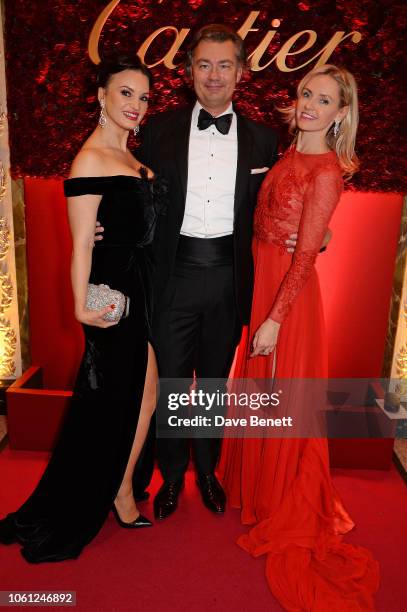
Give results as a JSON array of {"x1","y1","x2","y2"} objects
[{"x1": 268, "y1": 165, "x2": 343, "y2": 323}]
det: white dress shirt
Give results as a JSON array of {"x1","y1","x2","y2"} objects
[{"x1": 180, "y1": 101, "x2": 238, "y2": 238}]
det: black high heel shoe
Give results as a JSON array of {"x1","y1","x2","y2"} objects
[{"x1": 111, "y1": 504, "x2": 153, "y2": 529}]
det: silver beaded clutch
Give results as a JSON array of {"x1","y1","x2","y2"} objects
[{"x1": 86, "y1": 283, "x2": 130, "y2": 322}]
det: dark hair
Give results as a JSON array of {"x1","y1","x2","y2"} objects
[
  {"x1": 185, "y1": 24, "x2": 247, "y2": 76},
  {"x1": 96, "y1": 55, "x2": 153, "y2": 88}
]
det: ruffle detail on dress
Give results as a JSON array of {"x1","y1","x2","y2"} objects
[{"x1": 150, "y1": 175, "x2": 169, "y2": 216}]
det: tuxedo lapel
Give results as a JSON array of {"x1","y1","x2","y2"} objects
[
  {"x1": 172, "y1": 107, "x2": 193, "y2": 206},
  {"x1": 235, "y1": 114, "x2": 252, "y2": 214}
]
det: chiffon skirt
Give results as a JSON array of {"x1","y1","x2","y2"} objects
[{"x1": 218, "y1": 239, "x2": 379, "y2": 611}]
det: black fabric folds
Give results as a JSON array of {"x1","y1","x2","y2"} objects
[{"x1": 0, "y1": 174, "x2": 167, "y2": 563}]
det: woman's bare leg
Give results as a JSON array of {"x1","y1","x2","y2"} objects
[{"x1": 114, "y1": 342, "x2": 158, "y2": 521}]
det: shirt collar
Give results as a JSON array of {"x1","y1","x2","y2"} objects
[{"x1": 191, "y1": 100, "x2": 236, "y2": 133}]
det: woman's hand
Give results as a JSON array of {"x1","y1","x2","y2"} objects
[
  {"x1": 75, "y1": 305, "x2": 119, "y2": 328},
  {"x1": 250, "y1": 318, "x2": 280, "y2": 357}
]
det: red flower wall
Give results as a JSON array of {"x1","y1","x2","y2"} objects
[{"x1": 3, "y1": 0, "x2": 406, "y2": 191}]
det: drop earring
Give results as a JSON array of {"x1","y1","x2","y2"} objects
[
  {"x1": 334, "y1": 119, "x2": 341, "y2": 137},
  {"x1": 99, "y1": 101, "x2": 107, "y2": 128},
  {"x1": 134, "y1": 125, "x2": 140, "y2": 136}
]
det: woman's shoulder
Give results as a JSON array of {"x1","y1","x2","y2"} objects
[
  {"x1": 315, "y1": 154, "x2": 342, "y2": 180},
  {"x1": 68, "y1": 148, "x2": 106, "y2": 179},
  {"x1": 64, "y1": 149, "x2": 108, "y2": 197},
  {"x1": 307, "y1": 153, "x2": 344, "y2": 198},
  {"x1": 64, "y1": 145, "x2": 157, "y2": 197},
  {"x1": 299, "y1": 150, "x2": 342, "y2": 179}
]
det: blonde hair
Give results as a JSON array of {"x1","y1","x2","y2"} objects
[{"x1": 280, "y1": 64, "x2": 359, "y2": 179}]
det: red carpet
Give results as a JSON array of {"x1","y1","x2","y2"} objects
[{"x1": 0, "y1": 447, "x2": 406, "y2": 611}]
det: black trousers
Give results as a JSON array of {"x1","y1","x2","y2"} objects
[{"x1": 155, "y1": 236, "x2": 242, "y2": 481}]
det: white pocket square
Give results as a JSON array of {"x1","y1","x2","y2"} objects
[{"x1": 250, "y1": 167, "x2": 269, "y2": 174}]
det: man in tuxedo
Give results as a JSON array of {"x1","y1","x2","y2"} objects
[{"x1": 134, "y1": 24, "x2": 288, "y2": 520}]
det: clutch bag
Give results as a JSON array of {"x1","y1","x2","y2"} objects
[{"x1": 86, "y1": 283, "x2": 130, "y2": 322}]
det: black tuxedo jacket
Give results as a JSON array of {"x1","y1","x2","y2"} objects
[{"x1": 137, "y1": 105, "x2": 278, "y2": 325}]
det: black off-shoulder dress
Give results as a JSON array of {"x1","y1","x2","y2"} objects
[{"x1": 0, "y1": 173, "x2": 166, "y2": 563}]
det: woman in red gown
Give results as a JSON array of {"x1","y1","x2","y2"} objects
[{"x1": 219, "y1": 65, "x2": 379, "y2": 610}]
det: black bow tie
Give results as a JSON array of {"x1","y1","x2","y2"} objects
[{"x1": 197, "y1": 108, "x2": 233, "y2": 135}]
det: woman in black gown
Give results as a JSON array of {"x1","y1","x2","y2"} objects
[{"x1": 0, "y1": 57, "x2": 166, "y2": 562}]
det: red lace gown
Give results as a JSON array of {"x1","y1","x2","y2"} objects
[{"x1": 218, "y1": 147, "x2": 379, "y2": 611}]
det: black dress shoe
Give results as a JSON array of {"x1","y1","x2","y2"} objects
[
  {"x1": 154, "y1": 480, "x2": 184, "y2": 520},
  {"x1": 134, "y1": 491, "x2": 150, "y2": 502},
  {"x1": 197, "y1": 474, "x2": 226, "y2": 514},
  {"x1": 111, "y1": 505, "x2": 153, "y2": 528}
]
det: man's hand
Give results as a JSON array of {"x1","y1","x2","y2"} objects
[
  {"x1": 250, "y1": 318, "x2": 280, "y2": 357},
  {"x1": 285, "y1": 233, "x2": 298, "y2": 254},
  {"x1": 285, "y1": 228, "x2": 332, "y2": 254},
  {"x1": 94, "y1": 220, "x2": 104, "y2": 243}
]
